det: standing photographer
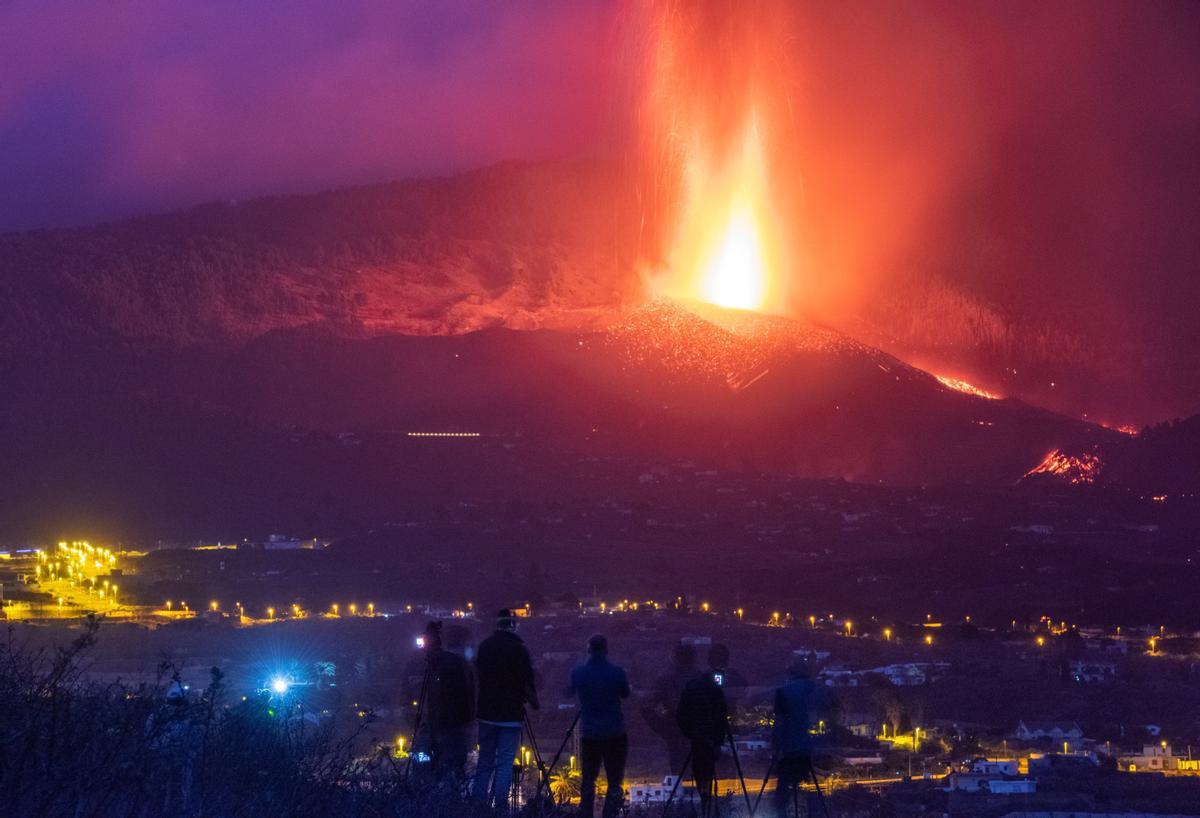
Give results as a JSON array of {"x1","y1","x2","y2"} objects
[
  {"x1": 419, "y1": 621, "x2": 475, "y2": 783},
  {"x1": 676, "y1": 657, "x2": 728, "y2": 815},
  {"x1": 771, "y1": 659, "x2": 832, "y2": 818},
  {"x1": 569, "y1": 634, "x2": 631, "y2": 818},
  {"x1": 471, "y1": 609, "x2": 539, "y2": 806}
]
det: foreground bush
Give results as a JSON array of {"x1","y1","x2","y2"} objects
[
  {"x1": 1, "y1": 620, "x2": 795, "y2": 818},
  {"x1": 0, "y1": 620, "x2": 514, "y2": 818}
]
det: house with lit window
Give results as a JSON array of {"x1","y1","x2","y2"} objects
[
  {"x1": 1121, "y1": 743, "x2": 1180, "y2": 772},
  {"x1": 947, "y1": 759, "x2": 1036, "y2": 794}
]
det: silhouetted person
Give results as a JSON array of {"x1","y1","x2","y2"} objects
[
  {"x1": 472, "y1": 609, "x2": 539, "y2": 807},
  {"x1": 569, "y1": 634, "x2": 631, "y2": 818},
  {"x1": 641, "y1": 642, "x2": 696, "y2": 775},
  {"x1": 419, "y1": 621, "x2": 475, "y2": 783},
  {"x1": 771, "y1": 659, "x2": 832, "y2": 818},
  {"x1": 676, "y1": 657, "x2": 728, "y2": 815},
  {"x1": 706, "y1": 643, "x2": 747, "y2": 716}
]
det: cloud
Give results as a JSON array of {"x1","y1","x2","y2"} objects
[{"x1": 0, "y1": 0, "x2": 618, "y2": 230}]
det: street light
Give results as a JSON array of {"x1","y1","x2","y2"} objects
[{"x1": 883, "y1": 627, "x2": 892, "y2": 641}]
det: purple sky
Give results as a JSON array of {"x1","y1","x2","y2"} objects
[{"x1": 0, "y1": 0, "x2": 617, "y2": 231}]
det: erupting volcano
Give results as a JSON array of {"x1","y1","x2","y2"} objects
[{"x1": 0, "y1": 0, "x2": 1195, "y2": 543}]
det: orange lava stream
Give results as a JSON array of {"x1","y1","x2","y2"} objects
[
  {"x1": 1024, "y1": 449, "x2": 1103, "y2": 485},
  {"x1": 934, "y1": 374, "x2": 1000, "y2": 400}
]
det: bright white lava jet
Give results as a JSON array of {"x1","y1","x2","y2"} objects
[
  {"x1": 701, "y1": 200, "x2": 767, "y2": 310},
  {"x1": 664, "y1": 120, "x2": 782, "y2": 313}
]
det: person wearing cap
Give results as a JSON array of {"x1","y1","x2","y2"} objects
[
  {"x1": 471, "y1": 608, "x2": 539, "y2": 806},
  {"x1": 568, "y1": 634, "x2": 631, "y2": 818},
  {"x1": 771, "y1": 658, "x2": 832, "y2": 817}
]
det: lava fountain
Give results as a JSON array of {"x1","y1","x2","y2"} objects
[
  {"x1": 669, "y1": 121, "x2": 781, "y2": 312},
  {"x1": 637, "y1": 0, "x2": 797, "y2": 316}
]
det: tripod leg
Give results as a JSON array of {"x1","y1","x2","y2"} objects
[
  {"x1": 661, "y1": 747, "x2": 692, "y2": 818},
  {"x1": 808, "y1": 764, "x2": 831, "y2": 818},
  {"x1": 724, "y1": 724, "x2": 754, "y2": 815},
  {"x1": 533, "y1": 711, "x2": 580, "y2": 816},
  {"x1": 404, "y1": 664, "x2": 434, "y2": 778},
  {"x1": 751, "y1": 755, "x2": 775, "y2": 817}
]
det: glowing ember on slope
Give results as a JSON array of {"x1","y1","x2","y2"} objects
[
  {"x1": 1024, "y1": 449, "x2": 1103, "y2": 485},
  {"x1": 607, "y1": 299, "x2": 862, "y2": 381},
  {"x1": 934, "y1": 374, "x2": 1000, "y2": 400}
]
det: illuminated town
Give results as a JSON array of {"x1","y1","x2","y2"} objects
[{"x1": 4, "y1": 470, "x2": 1200, "y2": 813}]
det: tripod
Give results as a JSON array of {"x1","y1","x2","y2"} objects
[
  {"x1": 403, "y1": 661, "x2": 434, "y2": 778},
  {"x1": 517, "y1": 712, "x2": 549, "y2": 811},
  {"x1": 528, "y1": 710, "x2": 582, "y2": 814},
  {"x1": 750, "y1": 755, "x2": 832, "y2": 818},
  {"x1": 660, "y1": 720, "x2": 752, "y2": 817}
]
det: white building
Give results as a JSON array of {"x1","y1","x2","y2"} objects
[
  {"x1": 947, "y1": 772, "x2": 1036, "y2": 794},
  {"x1": 629, "y1": 776, "x2": 691, "y2": 804},
  {"x1": 1013, "y1": 721, "x2": 1083, "y2": 743},
  {"x1": 1121, "y1": 743, "x2": 1179, "y2": 773},
  {"x1": 972, "y1": 759, "x2": 1019, "y2": 776},
  {"x1": 732, "y1": 737, "x2": 770, "y2": 753},
  {"x1": 1069, "y1": 659, "x2": 1117, "y2": 683}
]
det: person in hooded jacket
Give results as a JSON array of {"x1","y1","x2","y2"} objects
[
  {"x1": 771, "y1": 659, "x2": 833, "y2": 817},
  {"x1": 471, "y1": 609, "x2": 539, "y2": 806}
]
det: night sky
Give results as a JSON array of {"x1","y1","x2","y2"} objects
[{"x1": 3, "y1": 0, "x2": 1199, "y2": 421}]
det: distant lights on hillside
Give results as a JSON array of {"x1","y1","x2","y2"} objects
[{"x1": 406, "y1": 432, "x2": 481, "y2": 438}]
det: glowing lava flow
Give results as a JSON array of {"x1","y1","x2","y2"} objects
[
  {"x1": 1024, "y1": 449, "x2": 1103, "y2": 485},
  {"x1": 935, "y1": 374, "x2": 1000, "y2": 400}
]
